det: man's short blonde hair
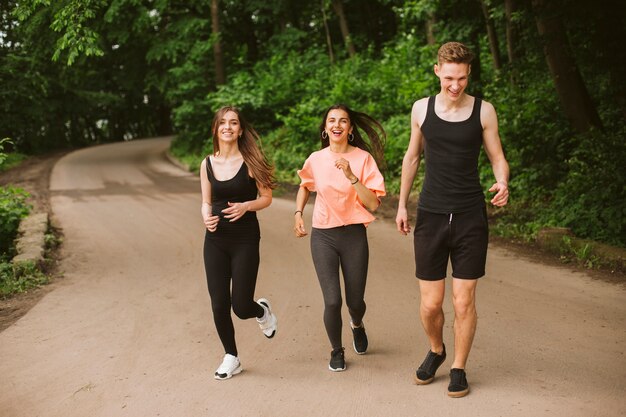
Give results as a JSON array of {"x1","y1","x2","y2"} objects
[{"x1": 437, "y1": 42, "x2": 474, "y2": 66}]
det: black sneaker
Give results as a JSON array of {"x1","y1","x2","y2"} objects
[
  {"x1": 448, "y1": 368, "x2": 470, "y2": 398},
  {"x1": 414, "y1": 344, "x2": 446, "y2": 385},
  {"x1": 329, "y1": 347, "x2": 346, "y2": 372},
  {"x1": 351, "y1": 322, "x2": 368, "y2": 355}
]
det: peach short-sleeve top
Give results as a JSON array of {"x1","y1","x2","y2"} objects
[{"x1": 298, "y1": 147, "x2": 386, "y2": 229}]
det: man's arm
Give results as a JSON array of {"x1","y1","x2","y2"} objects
[
  {"x1": 396, "y1": 99, "x2": 427, "y2": 234},
  {"x1": 481, "y1": 101, "x2": 510, "y2": 207}
]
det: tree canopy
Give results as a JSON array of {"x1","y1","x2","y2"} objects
[{"x1": 1, "y1": 0, "x2": 625, "y2": 246}]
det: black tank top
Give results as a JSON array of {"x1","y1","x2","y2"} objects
[
  {"x1": 205, "y1": 156, "x2": 260, "y2": 241},
  {"x1": 418, "y1": 95, "x2": 485, "y2": 213}
]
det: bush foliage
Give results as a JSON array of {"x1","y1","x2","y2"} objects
[
  {"x1": 172, "y1": 33, "x2": 625, "y2": 247},
  {"x1": 3, "y1": 1, "x2": 624, "y2": 247},
  {"x1": 0, "y1": 187, "x2": 31, "y2": 255},
  {"x1": 0, "y1": 260, "x2": 48, "y2": 298}
]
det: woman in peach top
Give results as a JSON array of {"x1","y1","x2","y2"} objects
[{"x1": 293, "y1": 104, "x2": 386, "y2": 372}]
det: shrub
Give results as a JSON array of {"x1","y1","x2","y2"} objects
[
  {"x1": 381, "y1": 114, "x2": 413, "y2": 195},
  {"x1": 548, "y1": 126, "x2": 626, "y2": 246},
  {"x1": 0, "y1": 260, "x2": 48, "y2": 298},
  {"x1": 0, "y1": 138, "x2": 11, "y2": 166},
  {"x1": 0, "y1": 187, "x2": 31, "y2": 255}
]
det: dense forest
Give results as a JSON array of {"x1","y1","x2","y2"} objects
[{"x1": 1, "y1": 0, "x2": 625, "y2": 247}]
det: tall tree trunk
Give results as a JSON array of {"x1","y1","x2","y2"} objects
[
  {"x1": 331, "y1": 0, "x2": 356, "y2": 57},
  {"x1": 157, "y1": 104, "x2": 172, "y2": 135},
  {"x1": 210, "y1": 0, "x2": 225, "y2": 86},
  {"x1": 592, "y1": 9, "x2": 626, "y2": 120},
  {"x1": 532, "y1": 0, "x2": 602, "y2": 132},
  {"x1": 504, "y1": 0, "x2": 520, "y2": 65},
  {"x1": 470, "y1": 29, "x2": 483, "y2": 98},
  {"x1": 479, "y1": 0, "x2": 502, "y2": 70},
  {"x1": 321, "y1": 0, "x2": 335, "y2": 64},
  {"x1": 504, "y1": 0, "x2": 521, "y2": 84},
  {"x1": 241, "y1": 11, "x2": 258, "y2": 64},
  {"x1": 425, "y1": 15, "x2": 436, "y2": 45},
  {"x1": 285, "y1": 0, "x2": 301, "y2": 30}
]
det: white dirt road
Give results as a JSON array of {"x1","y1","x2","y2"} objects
[{"x1": 1, "y1": 137, "x2": 624, "y2": 417}]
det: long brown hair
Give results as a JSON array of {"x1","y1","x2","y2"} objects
[
  {"x1": 318, "y1": 104, "x2": 386, "y2": 171},
  {"x1": 211, "y1": 106, "x2": 276, "y2": 189}
]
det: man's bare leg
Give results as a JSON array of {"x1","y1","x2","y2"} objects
[
  {"x1": 418, "y1": 279, "x2": 446, "y2": 353},
  {"x1": 414, "y1": 279, "x2": 448, "y2": 385},
  {"x1": 451, "y1": 278, "x2": 478, "y2": 369},
  {"x1": 446, "y1": 278, "x2": 477, "y2": 397}
]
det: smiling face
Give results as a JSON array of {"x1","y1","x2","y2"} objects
[
  {"x1": 216, "y1": 110, "x2": 242, "y2": 143},
  {"x1": 434, "y1": 62, "x2": 470, "y2": 102},
  {"x1": 324, "y1": 109, "x2": 353, "y2": 145}
]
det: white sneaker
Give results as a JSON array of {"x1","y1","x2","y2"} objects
[
  {"x1": 256, "y1": 298, "x2": 277, "y2": 338},
  {"x1": 214, "y1": 354, "x2": 242, "y2": 380}
]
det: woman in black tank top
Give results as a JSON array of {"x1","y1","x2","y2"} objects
[
  {"x1": 204, "y1": 155, "x2": 260, "y2": 242},
  {"x1": 199, "y1": 106, "x2": 278, "y2": 380}
]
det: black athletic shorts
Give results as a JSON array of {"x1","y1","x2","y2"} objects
[{"x1": 413, "y1": 206, "x2": 488, "y2": 280}]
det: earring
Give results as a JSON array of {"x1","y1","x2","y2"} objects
[
  {"x1": 322, "y1": 131, "x2": 328, "y2": 139},
  {"x1": 349, "y1": 133, "x2": 354, "y2": 142}
]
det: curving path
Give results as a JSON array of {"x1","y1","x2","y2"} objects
[{"x1": 0, "y1": 137, "x2": 624, "y2": 417}]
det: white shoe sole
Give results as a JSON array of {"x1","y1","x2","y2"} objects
[
  {"x1": 257, "y1": 298, "x2": 277, "y2": 338},
  {"x1": 353, "y1": 340, "x2": 367, "y2": 355},
  {"x1": 214, "y1": 364, "x2": 242, "y2": 380}
]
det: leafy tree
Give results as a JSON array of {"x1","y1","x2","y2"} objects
[
  {"x1": 2, "y1": 0, "x2": 624, "y2": 246},
  {"x1": 531, "y1": 0, "x2": 602, "y2": 132}
]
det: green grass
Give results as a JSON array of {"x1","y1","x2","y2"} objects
[
  {"x1": 0, "y1": 260, "x2": 49, "y2": 298},
  {"x1": 0, "y1": 153, "x2": 27, "y2": 172}
]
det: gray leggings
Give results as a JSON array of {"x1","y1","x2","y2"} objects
[{"x1": 310, "y1": 224, "x2": 369, "y2": 350}]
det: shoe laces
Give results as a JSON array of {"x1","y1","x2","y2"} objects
[{"x1": 331, "y1": 348, "x2": 345, "y2": 359}]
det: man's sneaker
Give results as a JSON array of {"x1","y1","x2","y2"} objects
[
  {"x1": 414, "y1": 343, "x2": 446, "y2": 385},
  {"x1": 448, "y1": 368, "x2": 470, "y2": 398},
  {"x1": 214, "y1": 354, "x2": 242, "y2": 380},
  {"x1": 351, "y1": 321, "x2": 368, "y2": 354},
  {"x1": 256, "y1": 298, "x2": 277, "y2": 338},
  {"x1": 329, "y1": 347, "x2": 346, "y2": 372}
]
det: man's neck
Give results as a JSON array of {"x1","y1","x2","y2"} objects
[{"x1": 437, "y1": 92, "x2": 471, "y2": 111}]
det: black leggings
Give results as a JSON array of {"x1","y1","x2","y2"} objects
[
  {"x1": 203, "y1": 235, "x2": 264, "y2": 356},
  {"x1": 310, "y1": 224, "x2": 369, "y2": 350}
]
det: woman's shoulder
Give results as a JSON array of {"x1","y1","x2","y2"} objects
[
  {"x1": 306, "y1": 148, "x2": 328, "y2": 161},
  {"x1": 202, "y1": 154, "x2": 215, "y2": 163},
  {"x1": 350, "y1": 146, "x2": 373, "y2": 160}
]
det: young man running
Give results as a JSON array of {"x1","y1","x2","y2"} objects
[{"x1": 395, "y1": 42, "x2": 509, "y2": 397}]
